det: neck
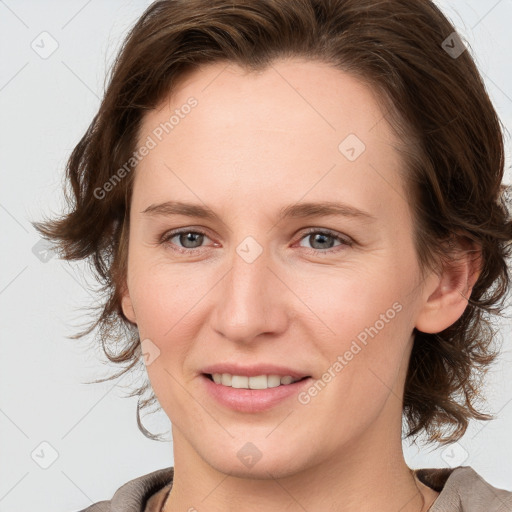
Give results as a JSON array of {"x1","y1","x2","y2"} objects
[{"x1": 164, "y1": 418, "x2": 439, "y2": 512}]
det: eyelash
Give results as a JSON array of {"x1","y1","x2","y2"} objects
[{"x1": 158, "y1": 227, "x2": 353, "y2": 256}]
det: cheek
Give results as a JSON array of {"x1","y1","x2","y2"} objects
[
  {"x1": 127, "y1": 257, "x2": 216, "y2": 404},
  {"x1": 130, "y1": 263, "x2": 201, "y2": 421},
  {"x1": 299, "y1": 265, "x2": 415, "y2": 403},
  {"x1": 130, "y1": 255, "x2": 202, "y2": 335},
  {"x1": 298, "y1": 309, "x2": 413, "y2": 443},
  {"x1": 302, "y1": 262, "x2": 410, "y2": 344}
]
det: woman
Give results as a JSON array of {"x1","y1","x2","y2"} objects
[{"x1": 35, "y1": 0, "x2": 512, "y2": 511}]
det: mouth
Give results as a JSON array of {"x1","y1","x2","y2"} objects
[
  {"x1": 201, "y1": 371, "x2": 313, "y2": 412},
  {"x1": 203, "y1": 373, "x2": 311, "y2": 390}
]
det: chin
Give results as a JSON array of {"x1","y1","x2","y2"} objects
[
  {"x1": 199, "y1": 437, "x2": 317, "y2": 481},
  {"x1": 209, "y1": 455, "x2": 308, "y2": 481}
]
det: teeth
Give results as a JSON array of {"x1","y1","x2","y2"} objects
[
  {"x1": 267, "y1": 375, "x2": 281, "y2": 388},
  {"x1": 210, "y1": 373, "x2": 303, "y2": 389},
  {"x1": 248, "y1": 375, "x2": 267, "y2": 389},
  {"x1": 221, "y1": 373, "x2": 232, "y2": 386},
  {"x1": 231, "y1": 375, "x2": 249, "y2": 388}
]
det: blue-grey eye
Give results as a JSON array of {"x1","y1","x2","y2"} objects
[
  {"x1": 174, "y1": 231, "x2": 205, "y2": 249},
  {"x1": 299, "y1": 231, "x2": 344, "y2": 250}
]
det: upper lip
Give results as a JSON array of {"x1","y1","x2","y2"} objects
[{"x1": 201, "y1": 364, "x2": 310, "y2": 379}]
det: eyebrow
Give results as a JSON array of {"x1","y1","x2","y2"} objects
[{"x1": 141, "y1": 200, "x2": 377, "y2": 223}]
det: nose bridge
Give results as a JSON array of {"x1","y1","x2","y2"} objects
[{"x1": 213, "y1": 235, "x2": 286, "y2": 342}]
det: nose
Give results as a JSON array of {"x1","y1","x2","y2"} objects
[{"x1": 210, "y1": 242, "x2": 289, "y2": 344}]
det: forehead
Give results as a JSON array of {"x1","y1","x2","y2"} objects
[
  {"x1": 134, "y1": 59, "x2": 408, "y2": 220},
  {"x1": 145, "y1": 58, "x2": 395, "y2": 142}
]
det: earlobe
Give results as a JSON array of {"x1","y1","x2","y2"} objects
[
  {"x1": 121, "y1": 289, "x2": 137, "y2": 324},
  {"x1": 415, "y1": 242, "x2": 481, "y2": 334}
]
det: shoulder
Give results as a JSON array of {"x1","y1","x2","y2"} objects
[
  {"x1": 74, "y1": 466, "x2": 174, "y2": 512},
  {"x1": 416, "y1": 466, "x2": 512, "y2": 512}
]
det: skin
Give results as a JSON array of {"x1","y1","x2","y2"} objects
[{"x1": 121, "y1": 59, "x2": 479, "y2": 512}]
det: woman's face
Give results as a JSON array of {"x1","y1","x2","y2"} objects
[{"x1": 122, "y1": 59, "x2": 435, "y2": 478}]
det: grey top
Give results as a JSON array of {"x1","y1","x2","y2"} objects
[{"x1": 76, "y1": 465, "x2": 512, "y2": 512}]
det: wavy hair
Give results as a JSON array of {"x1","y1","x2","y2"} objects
[{"x1": 34, "y1": 0, "x2": 512, "y2": 444}]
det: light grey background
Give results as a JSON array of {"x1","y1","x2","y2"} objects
[{"x1": 1, "y1": 1, "x2": 511, "y2": 511}]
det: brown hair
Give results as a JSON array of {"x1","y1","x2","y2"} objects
[{"x1": 34, "y1": 0, "x2": 512, "y2": 444}]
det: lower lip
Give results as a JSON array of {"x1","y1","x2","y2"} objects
[{"x1": 201, "y1": 374, "x2": 312, "y2": 413}]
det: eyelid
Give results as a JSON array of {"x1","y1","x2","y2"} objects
[
  {"x1": 296, "y1": 227, "x2": 353, "y2": 246},
  {"x1": 158, "y1": 226, "x2": 353, "y2": 254},
  {"x1": 159, "y1": 227, "x2": 214, "y2": 253}
]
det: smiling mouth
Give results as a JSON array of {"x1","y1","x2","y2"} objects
[{"x1": 203, "y1": 373, "x2": 310, "y2": 390}]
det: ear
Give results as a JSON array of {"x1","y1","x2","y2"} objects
[
  {"x1": 120, "y1": 285, "x2": 137, "y2": 325},
  {"x1": 415, "y1": 239, "x2": 481, "y2": 334}
]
